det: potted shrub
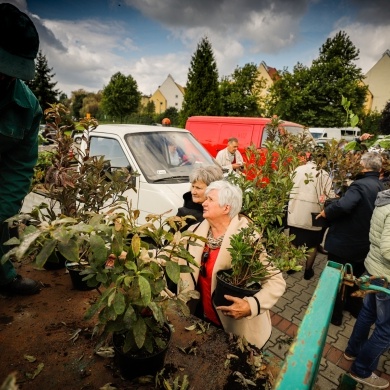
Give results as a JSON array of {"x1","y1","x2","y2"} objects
[
  {"x1": 13, "y1": 103, "x2": 136, "y2": 273},
  {"x1": 2, "y1": 200, "x2": 202, "y2": 377},
  {"x1": 219, "y1": 117, "x2": 309, "y2": 295},
  {"x1": 80, "y1": 205, "x2": 202, "y2": 379}
]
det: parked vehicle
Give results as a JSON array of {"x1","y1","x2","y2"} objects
[
  {"x1": 309, "y1": 127, "x2": 361, "y2": 145},
  {"x1": 22, "y1": 124, "x2": 219, "y2": 224},
  {"x1": 185, "y1": 116, "x2": 311, "y2": 158}
]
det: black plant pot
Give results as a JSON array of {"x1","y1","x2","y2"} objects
[
  {"x1": 113, "y1": 324, "x2": 171, "y2": 380},
  {"x1": 66, "y1": 262, "x2": 98, "y2": 291},
  {"x1": 311, "y1": 212, "x2": 329, "y2": 228},
  {"x1": 43, "y1": 250, "x2": 66, "y2": 270},
  {"x1": 213, "y1": 269, "x2": 261, "y2": 307}
]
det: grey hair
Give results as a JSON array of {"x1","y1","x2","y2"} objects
[
  {"x1": 205, "y1": 180, "x2": 242, "y2": 218},
  {"x1": 189, "y1": 165, "x2": 224, "y2": 185},
  {"x1": 228, "y1": 137, "x2": 238, "y2": 143},
  {"x1": 361, "y1": 152, "x2": 382, "y2": 172}
]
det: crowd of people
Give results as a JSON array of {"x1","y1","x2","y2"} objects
[{"x1": 1, "y1": 3, "x2": 389, "y2": 387}]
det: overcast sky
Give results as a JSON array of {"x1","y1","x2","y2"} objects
[{"x1": 3, "y1": 0, "x2": 390, "y2": 97}]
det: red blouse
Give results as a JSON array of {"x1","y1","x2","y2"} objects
[{"x1": 198, "y1": 246, "x2": 221, "y2": 326}]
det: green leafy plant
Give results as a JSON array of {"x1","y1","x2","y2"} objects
[
  {"x1": 225, "y1": 116, "x2": 308, "y2": 287},
  {"x1": 3, "y1": 201, "x2": 203, "y2": 356},
  {"x1": 32, "y1": 103, "x2": 136, "y2": 221},
  {"x1": 225, "y1": 225, "x2": 270, "y2": 287}
]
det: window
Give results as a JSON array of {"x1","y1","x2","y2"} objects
[{"x1": 89, "y1": 137, "x2": 130, "y2": 168}]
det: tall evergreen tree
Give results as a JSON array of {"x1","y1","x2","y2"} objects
[
  {"x1": 180, "y1": 36, "x2": 220, "y2": 126},
  {"x1": 26, "y1": 50, "x2": 60, "y2": 111},
  {"x1": 102, "y1": 72, "x2": 141, "y2": 123},
  {"x1": 267, "y1": 31, "x2": 367, "y2": 127}
]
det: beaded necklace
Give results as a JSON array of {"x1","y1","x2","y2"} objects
[{"x1": 207, "y1": 228, "x2": 225, "y2": 249}]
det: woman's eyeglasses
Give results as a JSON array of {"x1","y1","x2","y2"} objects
[{"x1": 200, "y1": 246, "x2": 210, "y2": 277}]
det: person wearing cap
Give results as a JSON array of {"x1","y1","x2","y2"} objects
[{"x1": 0, "y1": 3, "x2": 43, "y2": 295}]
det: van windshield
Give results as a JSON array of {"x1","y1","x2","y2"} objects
[
  {"x1": 260, "y1": 125, "x2": 307, "y2": 146},
  {"x1": 125, "y1": 131, "x2": 217, "y2": 183}
]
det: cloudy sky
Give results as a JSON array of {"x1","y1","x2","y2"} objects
[{"x1": 4, "y1": 0, "x2": 390, "y2": 97}]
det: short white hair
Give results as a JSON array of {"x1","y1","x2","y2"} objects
[{"x1": 205, "y1": 180, "x2": 242, "y2": 218}]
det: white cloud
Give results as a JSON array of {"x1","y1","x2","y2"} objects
[{"x1": 329, "y1": 21, "x2": 390, "y2": 74}]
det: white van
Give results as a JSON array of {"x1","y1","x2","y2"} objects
[
  {"x1": 309, "y1": 127, "x2": 360, "y2": 144},
  {"x1": 23, "y1": 124, "x2": 219, "y2": 224}
]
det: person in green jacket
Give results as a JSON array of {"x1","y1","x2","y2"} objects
[{"x1": 0, "y1": 3, "x2": 43, "y2": 295}]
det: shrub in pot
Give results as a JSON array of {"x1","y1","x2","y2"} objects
[
  {"x1": 3, "y1": 205, "x2": 202, "y2": 377},
  {"x1": 229, "y1": 118, "x2": 308, "y2": 259},
  {"x1": 78, "y1": 206, "x2": 202, "y2": 379},
  {"x1": 221, "y1": 116, "x2": 309, "y2": 290},
  {"x1": 2, "y1": 104, "x2": 137, "y2": 273}
]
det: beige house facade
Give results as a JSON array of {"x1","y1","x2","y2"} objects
[
  {"x1": 150, "y1": 74, "x2": 185, "y2": 114},
  {"x1": 364, "y1": 50, "x2": 390, "y2": 112}
]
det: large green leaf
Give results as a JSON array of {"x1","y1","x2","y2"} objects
[
  {"x1": 123, "y1": 304, "x2": 136, "y2": 327},
  {"x1": 138, "y1": 275, "x2": 152, "y2": 306},
  {"x1": 165, "y1": 260, "x2": 180, "y2": 284},
  {"x1": 57, "y1": 239, "x2": 79, "y2": 263},
  {"x1": 133, "y1": 317, "x2": 147, "y2": 349},
  {"x1": 89, "y1": 234, "x2": 108, "y2": 265},
  {"x1": 113, "y1": 292, "x2": 126, "y2": 315},
  {"x1": 35, "y1": 239, "x2": 57, "y2": 268}
]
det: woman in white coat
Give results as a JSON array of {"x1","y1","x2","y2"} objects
[{"x1": 180, "y1": 180, "x2": 286, "y2": 349}]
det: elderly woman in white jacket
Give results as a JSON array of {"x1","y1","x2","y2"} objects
[{"x1": 180, "y1": 180, "x2": 286, "y2": 349}]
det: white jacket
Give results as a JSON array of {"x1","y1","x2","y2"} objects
[
  {"x1": 180, "y1": 214, "x2": 286, "y2": 349},
  {"x1": 287, "y1": 162, "x2": 332, "y2": 231},
  {"x1": 215, "y1": 148, "x2": 244, "y2": 173}
]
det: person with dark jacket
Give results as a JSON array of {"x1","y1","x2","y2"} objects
[
  {"x1": 176, "y1": 165, "x2": 224, "y2": 228},
  {"x1": 343, "y1": 189, "x2": 390, "y2": 389},
  {"x1": 0, "y1": 3, "x2": 42, "y2": 295},
  {"x1": 317, "y1": 152, "x2": 384, "y2": 325}
]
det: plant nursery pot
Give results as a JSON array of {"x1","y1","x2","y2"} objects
[
  {"x1": 43, "y1": 250, "x2": 66, "y2": 270},
  {"x1": 112, "y1": 324, "x2": 171, "y2": 380},
  {"x1": 311, "y1": 212, "x2": 328, "y2": 228},
  {"x1": 213, "y1": 269, "x2": 261, "y2": 307},
  {"x1": 66, "y1": 261, "x2": 98, "y2": 291}
]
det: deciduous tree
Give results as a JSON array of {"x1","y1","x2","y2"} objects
[
  {"x1": 102, "y1": 72, "x2": 141, "y2": 123},
  {"x1": 380, "y1": 101, "x2": 390, "y2": 135},
  {"x1": 220, "y1": 63, "x2": 264, "y2": 117},
  {"x1": 267, "y1": 31, "x2": 367, "y2": 127}
]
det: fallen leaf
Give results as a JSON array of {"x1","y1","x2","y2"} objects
[
  {"x1": 99, "y1": 384, "x2": 118, "y2": 390},
  {"x1": 24, "y1": 355, "x2": 36, "y2": 363},
  {"x1": 68, "y1": 328, "x2": 81, "y2": 343},
  {"x1": 26, "y1": 363, "x2": 44, "y2": 379},
  {"x1": 95, "y1": 347, "x2": 115, "y2": 358}
]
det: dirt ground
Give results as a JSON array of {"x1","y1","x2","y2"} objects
[{"x1": 0, "y1": 261, "x2": 281, "y2": 390}]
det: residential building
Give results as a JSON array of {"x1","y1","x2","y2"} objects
[
  {"x1": 150, "y1": 74, "x2": 185, "y2": 114},
  {"x1": 256, "y1": 61, "x2": 280, "y2": 111},
  {"x1": 364, "y1": 50, "x2": 390, "y2": 112}
]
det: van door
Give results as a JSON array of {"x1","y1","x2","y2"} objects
[{"x1": 218, "y1": 123, "x2": 255, "y2": 158}]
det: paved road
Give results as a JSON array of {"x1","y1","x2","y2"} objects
[{"x1": 267, "y1": 252, "x2": 390, "y2": 389}]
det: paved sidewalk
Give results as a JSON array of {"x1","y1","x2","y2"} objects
[{"x1": 267, "y1": 252, "x2": 390, "y2": 389}]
